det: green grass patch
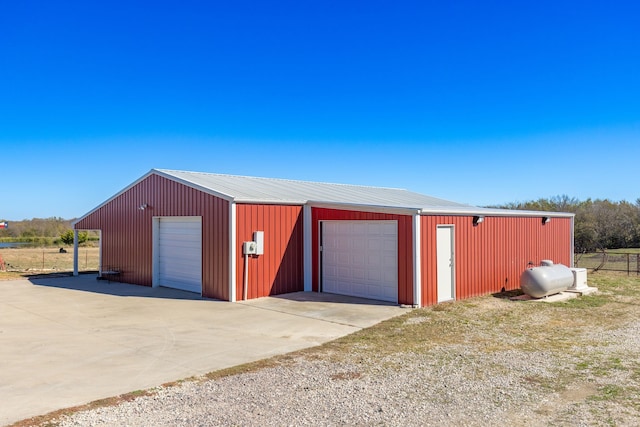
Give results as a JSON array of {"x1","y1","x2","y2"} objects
[
  {"x1": 552, "y1": 293, "x2": 610, "y2": 308},
  {"x1": 576, "y1": 361, "x2": 591, "y2": 370},
  {"x1": 590, "y1": 384, "x2": 626, "y2": 401},
  {"x1": 607, "y1": 248, "x2": 640, "y2": 254},
  {"x1": 589, "y1": 272, "x2": 640, "y2": 298},
  {"x1": 578, "y1": 355, "x2": 628, "y2": 377}
]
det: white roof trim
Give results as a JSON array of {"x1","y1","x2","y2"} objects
[
  {"x1": 308, "y1": 201, "x2": 421, "y2": 215},
  {"x1": 73, "y1": 170, "x2": 157, "y2": 226},
  {"x1": 152, "y1": 169, "x2": 236, "y2": 202},
  {"x1": 419, "y1": 207, "x2": 575, "y2": 218}
]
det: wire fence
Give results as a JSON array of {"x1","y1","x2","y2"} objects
[
  {"x1": 0, "y1": 247, "x2": 99, "y2": 273},
  {"x1": 575, "y1": 251, "x2": 640, "y2": 275},
  {"x1": 3, "y1": 246, "x2": 638, "y2": 276}
]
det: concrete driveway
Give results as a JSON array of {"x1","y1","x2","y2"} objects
[{"x1": 0, "y1": 275, "x2": 407, "y2": 425}]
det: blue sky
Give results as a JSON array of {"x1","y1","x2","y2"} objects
[{"x1": 2, "y1": 1, "x2": 639, "y2": 220}]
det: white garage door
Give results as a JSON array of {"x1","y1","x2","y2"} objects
[
  {"x1": 321, "y1": 220, "x2": 398, "y2": 303},
  {"x1": 156, "y1": 217, "x2": 202, "y2": 294}
]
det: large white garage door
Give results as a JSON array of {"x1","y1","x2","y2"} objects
[
  {"x1": 156, "y1": 217, "x2": 202, "y2": 294},
  {"x1": 321, "y1": 221, "x2": 398, "y2": 303}
]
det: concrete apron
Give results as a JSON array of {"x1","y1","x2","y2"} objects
[{"x1": 0, "y1": 275, "x2": 407, "y2": 425}]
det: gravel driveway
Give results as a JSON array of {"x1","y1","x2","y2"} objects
[{"x1": 35, "y1": 274, "x2": 640, "y2": 426}]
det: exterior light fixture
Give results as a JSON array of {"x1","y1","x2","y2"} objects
[
  {"x1": 473, "y1": 215, "x2": 484, "y2": 226},
  {"x1": 138, "y1": 203, "x2": 149, "y2": 211},
  {"x1": 542, "y1": 216, "x2": 551, "y2": 224}
]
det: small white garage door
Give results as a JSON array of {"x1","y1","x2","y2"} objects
[
  {"x1": 321, "y1": 220, "x2": 398, "y2": 303},
  {"x1": 155, "y1": 217, "x2": 202, "y2": 294}
]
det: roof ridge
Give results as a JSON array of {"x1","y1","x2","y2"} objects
[{"x1": 155, "y1": 168, "x2": 409, "y2": 191}]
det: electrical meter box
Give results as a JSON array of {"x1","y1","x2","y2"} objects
[{"x1": 243, "y1": 241, "x2": 257, "y2": 255}]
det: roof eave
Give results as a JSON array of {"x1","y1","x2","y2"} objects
[
  {"x1": 234, "y1": 199, "x2": 307, "y2": 205},
  {"x1": 419, "y1": 207, "x2": 575, "y2": 217},
  {"x1": 308, "y1": 201, "x2": 421, "y2": 215}
]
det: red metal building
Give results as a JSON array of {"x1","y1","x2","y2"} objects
[{"x1": 73, "y1": 169, "x2": 574, "y2": 307}]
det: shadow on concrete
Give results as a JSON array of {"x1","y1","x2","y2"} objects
[
  {"x1": 28, "y1": 273, "x2": 213, "y2": 301},
  {"x1": 27, "y1": 274, "x2": 399, "y2": 307},
  {"x1": 269, "y1": 290, "x2": 399, "y2": 307}
]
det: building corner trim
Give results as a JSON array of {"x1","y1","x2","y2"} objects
[
  {"x1": 413, "y1": 214, "x2": 421, "y2": 307},
  {"x1": 303, "y1": 204, "x2": 312, "y2": 292},
  {"x1": 229, "y1": 202, "x2": 237, "y2": 302}
]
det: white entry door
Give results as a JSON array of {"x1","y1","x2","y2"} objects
[
  {"x1": 437, "y1": 225, "x2": 455, "y2": 302},
  {"x1": 154, "y1": 216, "x2": 202, "y2": 294},
  {"x1": 321, "y1": 220, "x2": 398, "y2": 303}
]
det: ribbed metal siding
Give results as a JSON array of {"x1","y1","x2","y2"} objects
[
  {"x1": 74, "y1": 174, "x2": 230, "y2": 300},
  {"x1": 420, "y1": 216, "x2": 573, "y2": 306},
  {"x1": 311, "y1": 208, "x2": 413, "y2": 305},
  {"x1": 235, "y1": 204, "x2": 304, "y2": 299}
]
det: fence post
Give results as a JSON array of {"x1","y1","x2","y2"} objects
[{"x1": 628, "y1": 253, "x2": 631, "y2": 276}]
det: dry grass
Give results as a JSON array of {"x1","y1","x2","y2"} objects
[
  {"x1": 318, "y1": 272, "x2": 638, "y2": 357},
  {"x1": 307, "y1": 271, "x2": 640, "y2": 423},
  {"x1": 0, "y1": 247, "x2": 99, "y2": 279}
]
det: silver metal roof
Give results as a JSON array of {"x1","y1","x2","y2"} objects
[
  {"x1": 156, "y1": 169, "x2": 467, "y2": 208},
  {"x1": 155, "y1": 169, "x2": 574, "y2": 217}
]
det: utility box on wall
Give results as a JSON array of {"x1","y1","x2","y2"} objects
[
  {"x1": 243, "y1": 241, "x2": 257, "y2": 255},
  {"x1": 242, "y1": 231, "x2": 264, "y2": 256},
  {"x1": 253, "y1": 231, "x2": 264, "y2": 255}
]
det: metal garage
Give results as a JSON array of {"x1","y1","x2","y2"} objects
[
  {"x1": 321, "y1": 220, "x2": 398, "y2": 302},
  {"x1": 73, "y1": 168, "x2": 574, "y2": 307},
  {"x1": 153, "y1": 216, "x2": 202, "y2": 293}
]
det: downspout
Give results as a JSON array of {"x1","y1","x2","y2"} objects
[{"x1": 243, "y1": 252, "x2": 249, "y2": 301}]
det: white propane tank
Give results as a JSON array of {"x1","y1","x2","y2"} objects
[{"x1": 520, "y1": 261, "x2": 574, "y2": 298}]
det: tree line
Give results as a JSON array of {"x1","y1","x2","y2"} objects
[
  {"x1": 0, "y1": 217, "x2": 95, "y2": 246},
  {"x1": 491, "y1": 196, "x2": 640, "y2": 252},
  {"x1": 0, "y1": 217, "x2": 71, "y2": 239},
  {"x1": 3, "y1": 199, "x2": 639, "y2": 252}
]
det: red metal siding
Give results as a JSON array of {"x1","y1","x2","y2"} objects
[
  {"x1": 235, "y1": 204, "x2": 304, "y2": 299},
  {"x1": 420, "y1": 215, "x2": 573, "y2": 306},
  {"x1": 74, "y1": 174, "x2": 230, "y2": 300},
  {"x1": 311, "y1": 208, "x2": 414, "y2": 305}
]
